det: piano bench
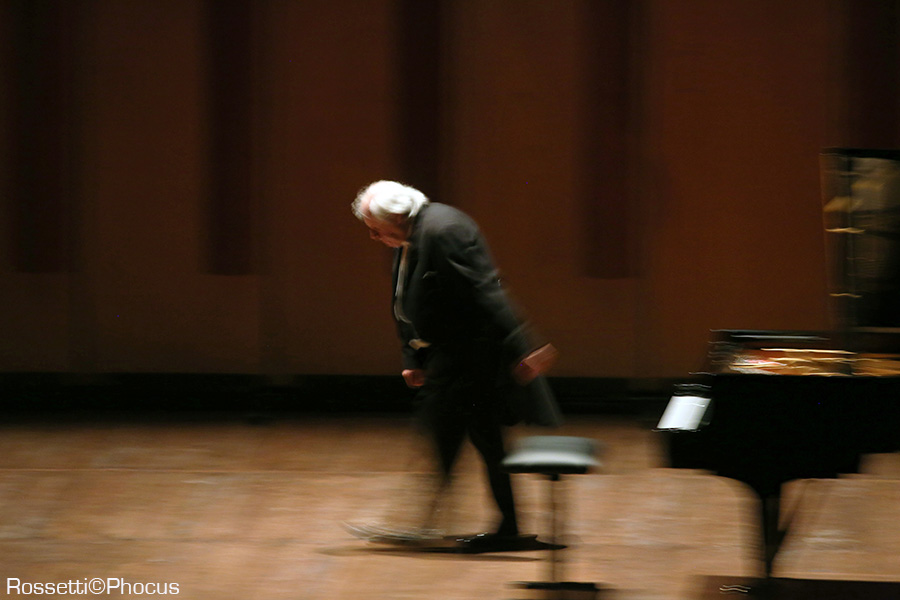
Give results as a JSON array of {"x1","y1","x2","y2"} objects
[{"x1": 502, "y1": 436, "x2": 604, "y2": 599}]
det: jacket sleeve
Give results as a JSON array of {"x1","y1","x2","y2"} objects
[
  {"x1": 433, "y1": 222, "x2": 533, "y2": 361},
  {"x1": 397, "y1": 320, "x2": 425, "y2": 370}
]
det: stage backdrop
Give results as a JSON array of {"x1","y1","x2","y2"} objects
[{"x1": 1, "y1": 0, "x2": 898, "y2": 385}]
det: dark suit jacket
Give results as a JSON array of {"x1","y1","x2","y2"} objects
[{"x1": 392, "y1": 203, "x2": 561, "y2": 427}]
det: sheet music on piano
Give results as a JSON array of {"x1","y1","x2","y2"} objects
[{"x1": 655, "y1": 384, "x2": 712, "y2": 432}]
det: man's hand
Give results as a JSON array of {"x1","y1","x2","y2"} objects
[
  {"x1": 402, "y1": 369, "x2": 426, "y2": 388},
  {"x1": 513, "y1": 344, "x2": 559, "y2": 385}
]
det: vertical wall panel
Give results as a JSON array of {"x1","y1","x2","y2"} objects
[
  {"x1": 636, "y1": 0, "x2": 834, "y2": 377},
  {"x1": 582, "y1": 0, "x2": 637, "y2": 279},
  {"x1": 262, "y1": 0, "x2": 400, "y2": 375},
  {"x1": 442, "y1": 0, "x2": 641, "y2": 377},
  {"x1": 77, "y1": 0, "x2": 260, "y2": 373},
  {"x1": 206, "y1": 0, "x2": 256, "y2": 275},
  {"x1": 8, "y1": 0, "x2": 79, "y2": 273},
  {"x1": 839, "y1": 0, "x2": 900, "y2": 147},
  {"x1": 394, "y1": 0, "x2": 447, "y2": 198},
  {"x1": 0, "y1": 1, "x2": 80, "y2": 371}
]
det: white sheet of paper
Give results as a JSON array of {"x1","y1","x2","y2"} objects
[{"x1": 656, "y1": 394, "x2": 711, "y2": 431}]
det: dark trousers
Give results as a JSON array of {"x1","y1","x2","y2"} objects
[{"x1": 416, "y1": 345, "x2": 518, "y2": 534}]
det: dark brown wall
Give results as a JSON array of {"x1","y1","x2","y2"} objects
[{"x1": 1, "y1": 0, "x2": 898, "y2": 379}]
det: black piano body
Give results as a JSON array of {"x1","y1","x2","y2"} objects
[
  {"x1": 664, "y1": 148, "x2": 900, "y2": 574},
  {"x1": 663, "y1": 329, "x2": 900, "y2": 574}
]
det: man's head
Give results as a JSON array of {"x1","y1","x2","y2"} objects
[{"x1": 352, "y1": 180, "x2": 430, "y2": 248}]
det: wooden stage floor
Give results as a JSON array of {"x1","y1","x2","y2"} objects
[{"x1": 0, "y1": 412, "x2": 898, "y2": 599}]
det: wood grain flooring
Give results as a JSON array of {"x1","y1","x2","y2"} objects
[{"x1": 0, "y1": 413, "x2": 897, "y2": 599}]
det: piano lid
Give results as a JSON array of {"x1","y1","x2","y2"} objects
[
  {"x1": 704, "y1": 329, "x2": 900, "y2": 376},
  {"x1": 821, "y1": 148, "x2": 900, "y2": 329}
]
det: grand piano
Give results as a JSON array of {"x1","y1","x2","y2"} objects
[{"x1": 661, "y1": 149, "x2": 900, "y2": 576}]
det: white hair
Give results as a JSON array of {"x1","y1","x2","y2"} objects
[{"x1": 352, "y1": 180, "x2": 430, "y2": 222}]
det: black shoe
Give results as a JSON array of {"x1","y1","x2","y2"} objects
[{"x1": 453, "y1": 532, "x2": 538, "y2": 553}]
